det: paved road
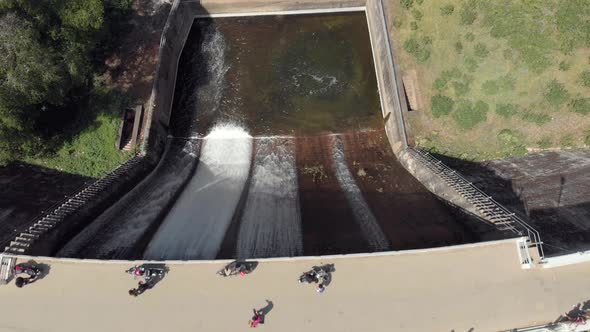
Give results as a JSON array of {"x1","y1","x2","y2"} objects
[{"x1": 1, "y1": 239, "x2": 589, "y2": 332}]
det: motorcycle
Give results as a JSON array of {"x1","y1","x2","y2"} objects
[
  {"x1": 298, "y1": 266, "x2": 328, "y2": 284},
  {"x1": 14, "y1": 264, "x2": 41, "y2": 278},
  {"x1": 125, "y1": 265, "x2": 166, "y2": 281},
  {"x1": 217, "y1": 261, "x2": 255, "y2": 277}
]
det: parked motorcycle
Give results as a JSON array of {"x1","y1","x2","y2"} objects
[
  {"x1": 125, "y1": 265, "x2": 166, "y2": 281},
  {"x1": 217, "y1": 261, "x2": 255, "y2": 277},
  {"x1": 298, "y1": 266, "x2": 328, "y2": 284},
  {"x1": 14, "y1": 263, "x2": 42, "y2": 288}
]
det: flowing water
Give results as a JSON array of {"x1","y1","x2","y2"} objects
[{"x1": 58, "y1": 12, "x2": 487, "y2": 260}]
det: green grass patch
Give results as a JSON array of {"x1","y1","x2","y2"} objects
[
  {"x1": 401, "y1": 0, "x2": 414, "y2": 10},
  {"x1": 412, "y1": 9, "x2": 423, "y2": 21},
  {"x1": 585, "y1": 130, "x2": 590, "y2": 146},
  {"x1": 559, "y1": 61, "x2": 571, "y2": 71},
  {"x1": 403, "y1": 35, "x2": 432, "y2": 63},
  {"x1": 460, "y1": 0, "x2": 477, "y2": 25},
  {"x1": 520, "y1": 111, "x2": 551, "y2": 125},
  {"x1": 454, "y1": 41, "x2": 463, "y2": 53},
  {"x1": 453, "y1": 100, "x2": 487, "y2": 129},
  {"x1": 481, "y1": 80, "x2": 498, "y2": 95},
  {"x1": 464, "y1": 56, "x2": 478, "y2": 72},
  {"x1": 495, "y1": 103, "x2": 518, "y2": 118},
  {"x1": 561, "y1": 134, "x2": 575, "y2": 147},
  {"x1": 452, "y1": 81, "x2": 470, "y2": 96},
  {"x1": 464, "y1": 32, "x2": 475, "y2": 42},
  {"x1": 441, "y1": 4, "x2": 455, "y2": 16},
  {"x1": 431, "y1": 94, "x2": 454, "y2": 118},
  {"x1": 474, "y1": 43, "x2": 489, "y2": 58},
  {"x1": 570, "y1": 98, "x2": 590, "y2": 115},
  {"x1": 497, "y1": 129, "x2": 527, "y2": 157},
  {"x1": 537, "y1": 137, "x2": 552, "y2": 149},
  {"x1": 544, "y1": 80, "x2": 570, "y2": 107},
  {"x1": 579, "y1": 71, "x2": 590, "y2": 88}
]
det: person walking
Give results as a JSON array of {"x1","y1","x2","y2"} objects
[{"x1": 249, "y1": 309, "x2": 263, "y2": 328}]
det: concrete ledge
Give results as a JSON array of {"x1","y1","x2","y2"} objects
[{"x1": 8, "y1": 237, "x2": 522, "y2": 266}]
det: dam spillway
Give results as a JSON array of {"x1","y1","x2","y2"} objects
[{"x1": 56, "y1": 12, "x2": 488, "y2": 260}]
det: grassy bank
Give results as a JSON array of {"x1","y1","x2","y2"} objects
[
  {"x1": 386, "y1": 0, "x2": 590, "y2": 160},
  {"x1": 25, "y1": 77, "x2": 134, "y2": 178}
]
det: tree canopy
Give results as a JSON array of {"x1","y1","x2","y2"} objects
[{"x1": 0, "y1": 0, "x2": 131, "y2": 164}]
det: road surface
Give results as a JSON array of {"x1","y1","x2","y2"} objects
[{"x1": 1, "y1": 239, "x2": 589, "y2": 332}]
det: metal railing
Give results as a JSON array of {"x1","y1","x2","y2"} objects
[
  {"x1": 3, "y1": 155, "x2": 144, "y2": 255},
  {"x1": 408, "y1": 148, "x2": 544, "y2": 260}
]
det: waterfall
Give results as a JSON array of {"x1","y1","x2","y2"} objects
[
  {"x1": 144, "y1": 124, "x2": 253, "y2": 260},
  {"x1": 236, "y1": 137, "x2": 303, "y2": 259},
  {"x1": 330, "y1": 135, "x2": 390, "y2": 251}
]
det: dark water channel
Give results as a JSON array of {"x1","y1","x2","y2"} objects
[{"x1": 57, "y1": 12, "x2": 493, "y2": 260}]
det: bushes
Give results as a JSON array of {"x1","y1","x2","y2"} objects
[
  {"x1": 460, "y1": 0, "x2": 477, "y2": 25},
  {"x1": 570, "y1": 98, "x2": 590, "y2": 115},
  {"x1": 412, "y1": 9, "x2": 423, "y2": 21},
  {"x1": 544, "y1": 80, "x2": 570, "y2": 107},
  {"x1": 465, "y1": 32, "x2": 475, "y2": 42},
  {"x1": 403, "y1": 35, "x2": 432, "y2": 63},
  {"x1": 474, "y1": 43, "x2": 489, "y2": 58},
  {"x1": 454, "y1": 41, "x2": 463, "y2": 53},
  {"x1": 586, "y1": 130, "x2": 590, "y2": 146},
  {"x1": 464, "y1": 56, "x2": 478, "y2": 72},
  {"x1": 495, "y1": 103, "x2": 518, "y2": 118},
  {"x1": 482, "y1": 80, "x2": 498, "y2": 95},
  {"x1": 537, "y1": 137, "x2": 552, "y2": 149},
  {"x1": 431, "y1": 94, "x2": 454, "y2": 118},
  {"x1": 497, "y1": 129, "x2": 527, "y2": 156},
  {"x1": 453, "y1": 100, "x2": 487, "y2": 129},
  {"x1": 410, "y1": 21, "x2": 418, "y2": 30},
  {"x1": 452, "y1": 81, "x2": 470, "y2": 96},
  {"x1": 401, "y1": 0, "x2": 413, "y2": 9},
  {"x1": 579, "y1": 71, "x2": 590, "y2": 87},
  {"x1": 441, "y1": 4, "x2": 455, "y2": 16},
  {"x1": 521, "y1": 111, "x2": 551, "y2": 125},
  {"x1": 559, "y1": 61, "x2": 571, "y2": 71}
]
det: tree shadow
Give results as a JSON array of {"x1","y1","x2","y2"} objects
[{"x1": 430, "y1": 150, "x2": 590, "y2": 257}]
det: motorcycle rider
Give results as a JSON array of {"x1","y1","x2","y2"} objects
[
  {"x1": 129, "y1": 281, "x2": 151, "y2": 297},
  {"x1": 14, "y1": 263, "x2": 41, "y2": 288}
]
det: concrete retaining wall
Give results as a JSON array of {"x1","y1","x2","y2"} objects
[{"x1": 365, "y1": 0, "x2": 409, "y2": 155}]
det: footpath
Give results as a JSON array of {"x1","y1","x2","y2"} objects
[{"x1": 1, "y1": 239, "x2": 589, "y2": 332}]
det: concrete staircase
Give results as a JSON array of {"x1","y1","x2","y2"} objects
[
  {"x1": 3, "y1": 156, "x2": 144, "y2": 255},
  {"x1": 408, "y1": 148, "x2": 544, "y2": 259}
]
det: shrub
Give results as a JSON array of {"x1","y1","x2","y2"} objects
[
  {"x1": 465, "y1": 32, "x2": 475, "y2": 42},
  {"x1": 497, "y1": 129, "x2": 527, "y2": 157},
  {"x1": 579, "y1": 71, "x2": 590, "y2": 87},
  {"x1": 570, "y1": 98, "x2": 590, "y2": 115},
  {"x1": 433, "y1": 77, "x2": 448, "y2": 91},
  {"x1": 503, "y1": 49, "x2": 513, "y2": 60},
  {"x1": 393, "y1": 19, "x2": 403, "y2": 28},
  {"x1": 453, "y1": 100, "x2": 487, "y2": 129},
  {"x1": 453, "y1": 81, "x2": 470, "y2": 96},
  {"x1": 474, "y1": 43, "x2": 490, "y2": 58},
  {"x1": 521, "y1": 111, "x2": 551, "y2": 125},
  {"x1": 558, "y1": 61, "x2": 571, "y2": 71},
  {"x1": 410, "y1": 21, "x2": 418, "y2": 30},
  {"x1": 460, "y1": 5, "x2": 477, "y2": 25},
  {"x1": 537, "y1": 137, "x2": 552, "y2": 149},
  {"x1": 464, "y1": 56, "x2": 478, "y2": 72},
  {"x1": 454, "y1": 41, "x2": 463, "y2": 53},
  {"x1": 561, "y1": 134, "x2": 575, "y2": 147},
  {"x1": 416, "y1": 0, "x2": 424, "y2": 4},
  {"x1": 412, "y1": 9, "x2": 423, "y2": 21},
  {"x1": 586, "y1": 131, "x2": 590, "y2": 146},
  {"x1": 544, "y1": 80, "x2": 570, "y2": 107},
  {"x1": 431, "y1": 94, "x2": 454, "y2": 118},
  {"x1": 495, "y1": 103, "x2": 518, "y2": 118},
  {"x1": 498, "y1": 75, "x2": 516, "y2": 90},
  {"x1": 401, "y1": 0, "x2": 414, "y2": 10},
  {"x1": 482, "y1": 81, "x2": 498, "y2": 95},
  {"x1": 441, "y1": 4, "x2": 455, "y2": 15},
  {"x1": 403, "y1": 36, "x2": 431, "y2": 63}
]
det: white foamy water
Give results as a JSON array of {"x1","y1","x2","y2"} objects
[
  {"x1": 330, "y1": 136, "x2": 389, "y2": 250},
  {"x1": 144, "y1": 124, "x2": 253, "y2": 260},
  {"x1": 236, "y1": 137, "x2": 303, "y2": 259},
  {"x1": 198, "y1": 25, "x2": 230, "y2": 114}
]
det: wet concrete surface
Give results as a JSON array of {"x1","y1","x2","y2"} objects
[
  {"x1": 0, "y1": 162, "x2": 92, "y2": 249},
  {"x1": 438, "y1": 149, "x2": 590, "y2": 256}
]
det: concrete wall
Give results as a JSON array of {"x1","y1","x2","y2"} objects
[{"x1": 365, "y1": 0, "x2": 409, "y2": 155}]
